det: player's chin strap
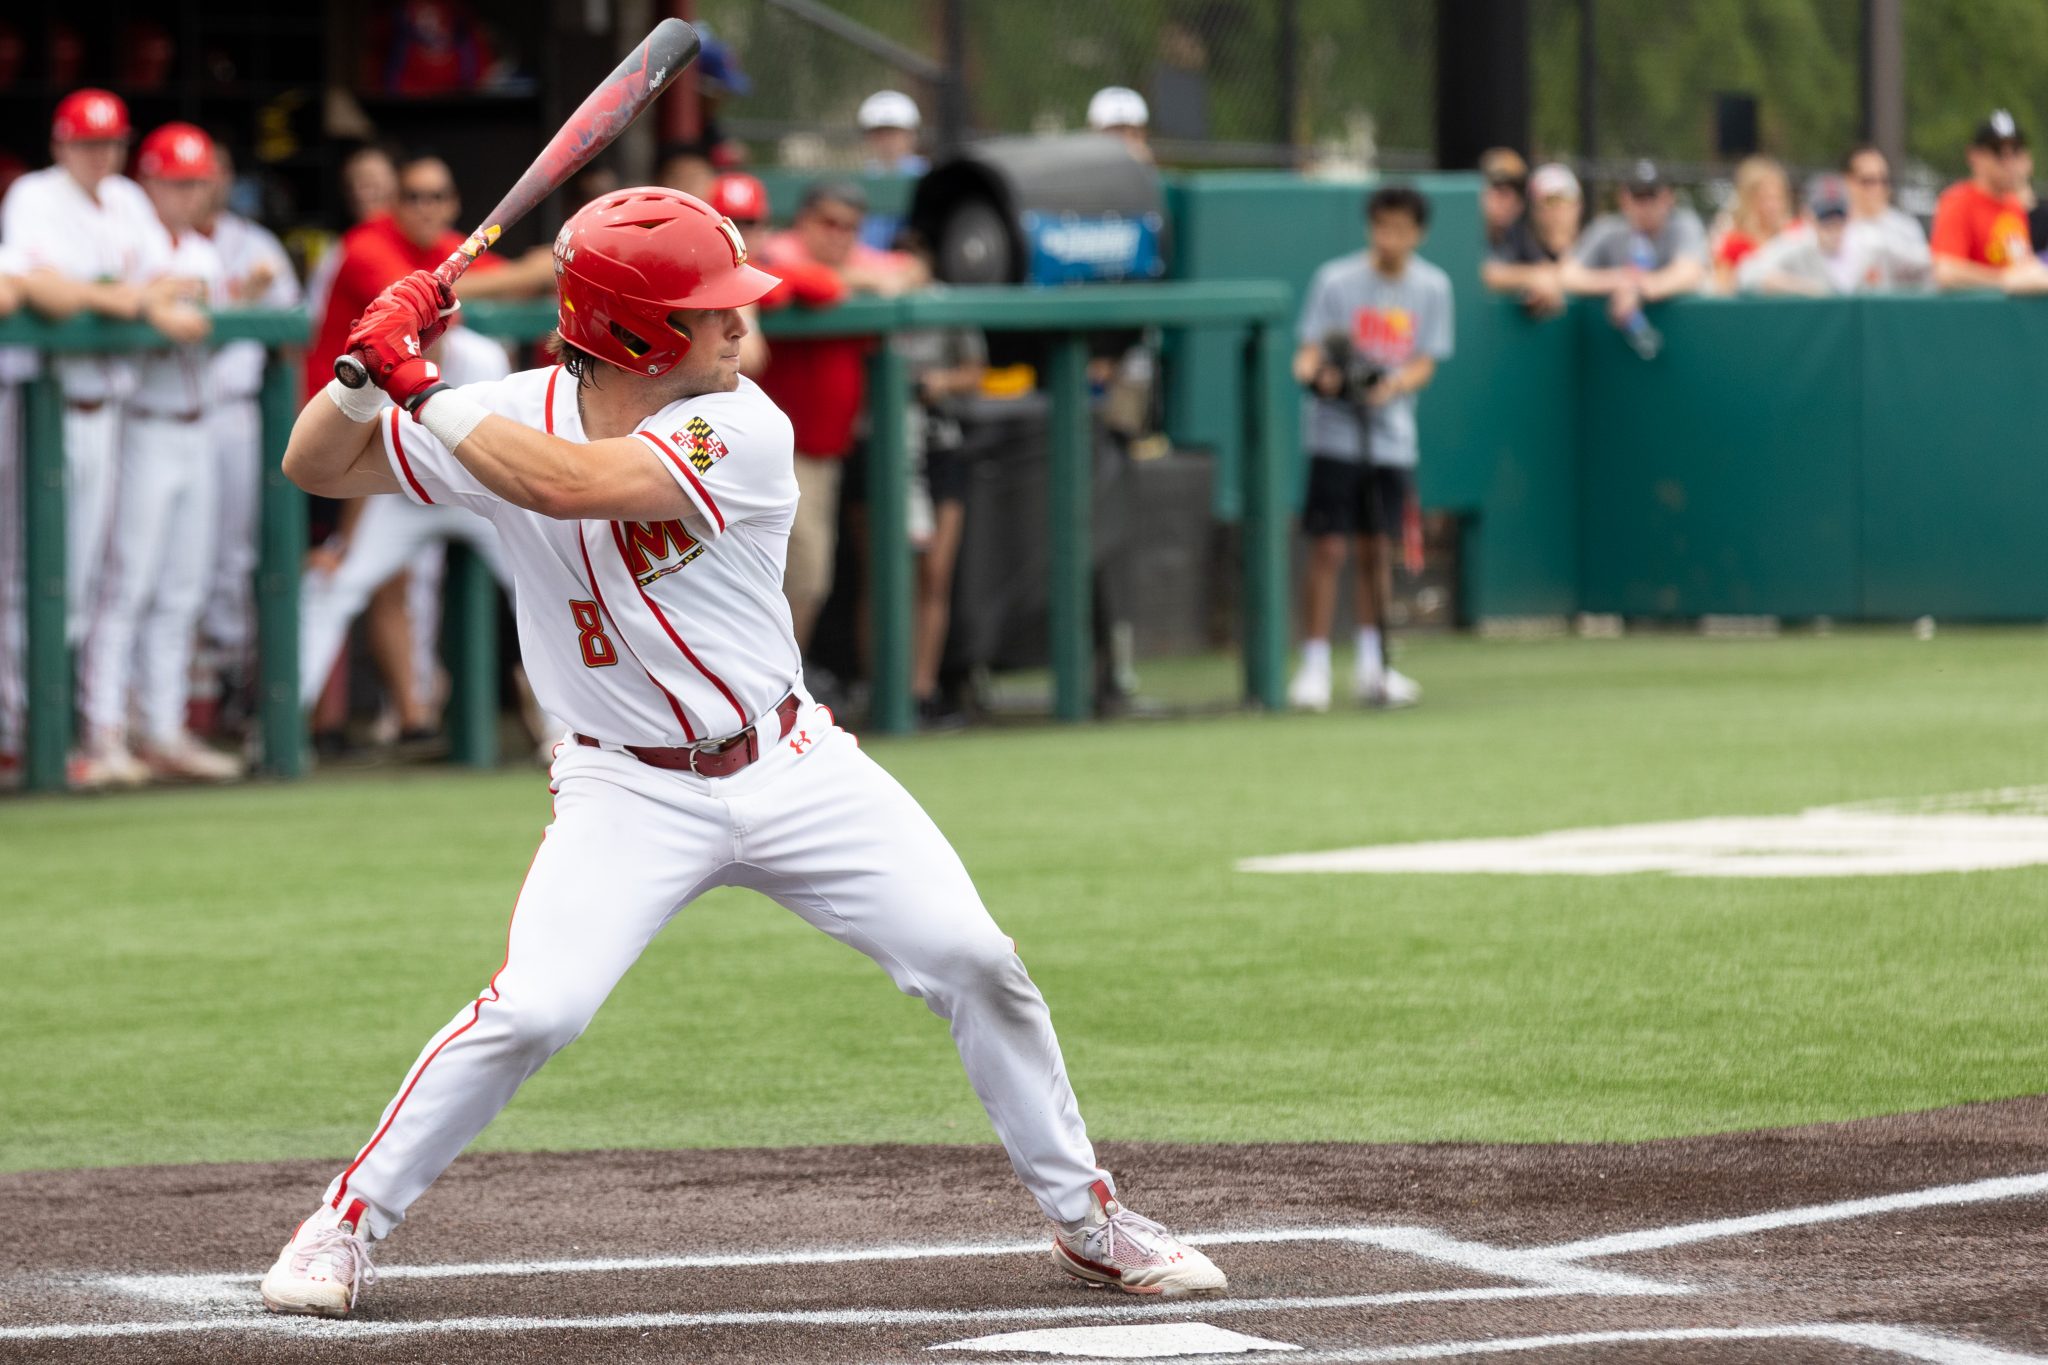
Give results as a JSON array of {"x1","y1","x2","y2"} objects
[{"x1": 415, "y1": 386, "x2": 491, "y2": 451}]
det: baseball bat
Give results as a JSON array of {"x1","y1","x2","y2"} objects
[{"x1": 334, "y1": 17, "x2": 702, "y2": 388}]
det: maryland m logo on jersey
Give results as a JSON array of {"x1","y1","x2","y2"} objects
[
  {"x1": 618, "y1": 519, "x2": 704, "y2": 586},
  {"x1": 676, "y1": 416, "x2": 729, "y2": 474}
]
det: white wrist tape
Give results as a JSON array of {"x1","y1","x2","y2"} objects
[
  {"x1": 418, "y1": 389, "x2": 490, "y2": 451},
  {"x1": 324, "y1": 377, "x2": 385, "y2": 423}
]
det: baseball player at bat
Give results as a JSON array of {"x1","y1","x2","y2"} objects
[{"x1": 259, "y1": 188, "x2": 1227, "y2": 1316}]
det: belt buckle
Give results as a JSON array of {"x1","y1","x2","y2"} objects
[{"x1": 686, "y1": 723, "x2": 756, "y2": 776}]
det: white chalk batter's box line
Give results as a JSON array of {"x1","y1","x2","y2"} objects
[{"x1": 8, "y1": 1166, "x2": 2045, "y2": 1360}]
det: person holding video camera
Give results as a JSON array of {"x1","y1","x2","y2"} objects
[{"x1": 1287, "y1": 184, "x2": 1454, "y2": 712}]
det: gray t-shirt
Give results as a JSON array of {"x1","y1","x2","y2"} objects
[
  {"x1": 1572, "y1": 208, "x2": 1710, "y2": 271},
  {"x1": 1296, "y1": 253, "x2": 1455, "y2": 467}
]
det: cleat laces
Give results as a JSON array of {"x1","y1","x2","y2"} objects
[
  {"x1": 293, "y1": 1225, "x2": 379, "y2": 1300},
  {"x1": 1082, "y1": 1202, "x2": 1175, "y2": 1270}
]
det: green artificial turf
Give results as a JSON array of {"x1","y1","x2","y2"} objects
[{"x1": 5, "y1": 629, "x2": 2047, "y2": 1174}]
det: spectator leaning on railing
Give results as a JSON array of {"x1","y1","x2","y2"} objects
[
  {"x1": 80, "y1": 124, "x2": 234, "y2": 785},
  {"x1": 1711, "y1": 155, "x2": 1793, "y2": 291},
  {"x1": 304, "y1": 151, "x2": 507, "y2": 756},
  {"x1": 0, "y1": 247, "x2": 93, "y2": 786},
  {"x1": 196, "y1": 140, "x2": 301, "y2": 730},
  {"x1": 1561, "y1": 159, "x2": 1708, "y2": 361},
  {"x1": 1736, "y1": 175, "x2": 1860, "y2": 296},
  {"x1": 1842, "y1": 144, "x2": 1930, "y2": 289},
  {"x1": 708, "y1": 173, "x2": 775, "y2": 378},
  {"x1": 1930, "y1": 110, "x2": 2048, "y2": 294},
  {"x1": 753, "y1": 181, "x2": 927, "y2": 658},
  {"x1": 1478, "y1": 147, "x2": 1529, "y2": 257},
  {"x1": 1483, "y1": 161, "x2": 1581, "y2": 318},
  {"x1": 0, "y1": 89, "x2": 214, "y2": 788}
]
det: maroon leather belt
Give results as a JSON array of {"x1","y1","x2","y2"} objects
[
  {"x1": 577, "y1": 693, "x2": 802, "y2": 778},
  {"x1": 131, "y1": 407, "x2": 204, "y2": 424},
  {"x1": 65, "y1": 398, "x2": 109, "y2": 414}
]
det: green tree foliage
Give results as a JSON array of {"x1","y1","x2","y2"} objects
[{"x1": 696, "y1": 0, "x2": 2048, "y2": 176}]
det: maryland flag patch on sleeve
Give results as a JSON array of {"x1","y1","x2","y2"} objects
[{"x1": 677, "y1": 416, "x2": 730, "y2": 473}]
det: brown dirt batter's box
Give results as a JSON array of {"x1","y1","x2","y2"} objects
[{"x1": 5, "y1": 1100, "x2": 2048, "y2": 1364}]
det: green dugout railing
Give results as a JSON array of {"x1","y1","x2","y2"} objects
[
  {"x1": 1, "y1": 310, "x2": 306, "y2": 794},
  {"x1": 3, "y1": 280, "x2": 1294, "y2": 790}
]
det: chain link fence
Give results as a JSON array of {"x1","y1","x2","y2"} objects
[{"x1": 698, "y1": 0, "x2": 2048, "y2": 195}]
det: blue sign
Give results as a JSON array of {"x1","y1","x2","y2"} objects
[{"x1": 1020, "y1": 210, "x2": 1165, "y2": 284}]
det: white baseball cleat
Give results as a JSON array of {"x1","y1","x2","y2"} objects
[
  {"x1": 72, "y1": 734, "x2": 150, "y2": 790},
  {"x1": 1287, "y1": 661, "x2": 1332, "y2": 712},
  {"x1": 260, "y1": 1198, "x2": 379, "y2": 1318},
  {"x1": 1052, "y1": 1180, "x2": 1227, "y2": 1296},
  {"x1": 139, "y1": 732, "x2": 244, "y2": 782},
  {"x1": 1360, "y1": 668, "x2": 1422, "y2": 709}
]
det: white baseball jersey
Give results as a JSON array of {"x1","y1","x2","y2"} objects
[
  {"x1": 0, "y1": 241, "x2": 37, "y2": 385},
  {"x1": 0, "y1": 168, "x2": 156, "y2": 401},
  {"x1": 379, "y1": 367, "x2": 802, "y2": 742},
  {"x1": 207, "y1": 211, "x2": 301, "y2": 400},
  {"x1": 129, "y1": 219, "x2": 222, "y2": 415}
]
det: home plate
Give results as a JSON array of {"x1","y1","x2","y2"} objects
[{"x1": 933, "y1": 1323, "x2": 1300, "y2": 1357}]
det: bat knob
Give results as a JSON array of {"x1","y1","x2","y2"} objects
[{"x1": 334, "y1": 354, "x2": 371, "y2": 389}]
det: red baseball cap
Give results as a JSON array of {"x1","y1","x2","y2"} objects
[
  {"x1": 53, "y1": 88, "x2": 130, "y2": 143},
  {"x1": 708, "y1": 173, "x2": 768, "y2": 224},
  {"x1": 136, "y1": 123, "x2": 217, "y2": 181}
]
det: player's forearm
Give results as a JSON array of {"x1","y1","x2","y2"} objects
[
  {"x1": 442, "y1": 414, "x2": 686, "y2": 522},
  {"x1": 1560, "y1": 262, "x2": 1628, "y2": 295},
  {"x1": 1390, "y1": 356, "x2": 1436, "y2": 398},
  {"x1": 1482, "y1": 261, "x2": 1550, "y2": 292},
  {"x1": 16, "y1": 268, "x2": 85, "y2": 320},
  {"x1": 1641, "y1": 258, "x2": 1703, "y2": 301},
  {"x1": 1932, "y1": 254, "x2": 2004, "y2": 290},
  {"x1": 453, "y1": 249, "x2": 556, "y2": 300},
  {"x1": 283, "y1": 392, "x2": 396, "y2": 498},
  {"x1": 78, "y1": 278, "x2": 144, "y2": 320}
]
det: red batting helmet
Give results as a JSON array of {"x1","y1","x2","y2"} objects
[
  {"x1": 552, "y1": 186, "x2": 780, "y2": 377},
  {"x1": 136, "y1": 123, "x2": 217, "y2": 181},
  {"x1": 52, "y1": 88, "x2": 130, "y2": 143},
  {"x1": 708, "y1": 173, "x2": 768, "y2": 224}
]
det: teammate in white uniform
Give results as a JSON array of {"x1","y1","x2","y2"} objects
[
  {"x1": 0, "y1": 248, "x2": 38, "y2": 779},
  {"x1": 259, "y1": 188, "x2": 1224, "y2": 1317},
  {"x1": 0, "y1": 91, "x2": 196, "y2": 785},
  {"x1": 0, "y1": 244, "x2": 142, "y2": 780},
  {"x1": 297, "y1": 324, "x2": 515, "y2": 713},
  {"x1": 79, "y1": 125, "x2": 239, "y2": 783},
  {"x1": 199, "y1": 146, "x2": 301, "y2": 685}
]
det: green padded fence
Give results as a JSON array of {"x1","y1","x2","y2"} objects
[{"x1": 1576, "y1": 292, "x2": 2048, "y2": 620}]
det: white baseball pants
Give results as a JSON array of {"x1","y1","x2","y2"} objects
[
  {"x1": 201, "y1": 397, "x2": 263, "y2": 654},
  {"x1": 81, "y1": 415, "x2": 217, "y2": 744},
  {"x1": 297, "y1": 496, "x2": 510, "y2": 709},
  {"x1": 63, "y1": 402, "x2": 123, "y2": 647},
  {"x1": 404, "y1": 542, "x2": 447, "y2": 712},
  {"x1": 322, "y1": 700, "x2": 1109, "y2": 1236}
]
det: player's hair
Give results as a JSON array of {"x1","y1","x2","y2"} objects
[
  {"x1": 1366, "y1": 183, "x2": 1430, "y2": 228},
  {"x1": 1841, "y1": 143, "x2": 1887, "y2": 172},
  {"x1": 545, "y1": 330, "x2": 601, "y2": 383}
]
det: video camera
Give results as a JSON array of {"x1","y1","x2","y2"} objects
[{"x1": 1316, "y1": 331, "x2": 1387, "y2": 417}]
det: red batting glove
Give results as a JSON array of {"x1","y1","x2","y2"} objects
[
  {"x1": 355, "y1": 269, "x2": 458, "y2": 349},
  {"x1": 344, "y1": 270, "x2": 461, "y2": 410},
  {"x1": 346, "y1": 297, "x2": 446, "y2": 412}
]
